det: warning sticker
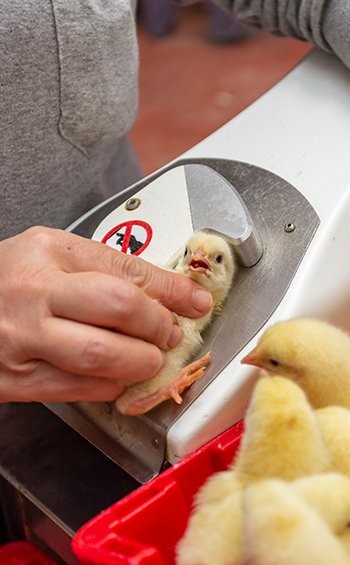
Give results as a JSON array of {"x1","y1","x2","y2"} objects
[{"x1": 101, "y1": 220, "x2": 153, "y2": 256}]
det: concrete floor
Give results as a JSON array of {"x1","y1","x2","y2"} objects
[{"x1": 130, "y1": 3, "x2": 311, "y2": 176}]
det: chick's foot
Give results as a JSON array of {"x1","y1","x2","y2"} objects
[{"x1": 118, "y1": 352, "x2": 212, "y2": 416}]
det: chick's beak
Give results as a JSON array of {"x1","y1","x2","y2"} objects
[
  {"x1": 189, "y1": 248, "x2": 210, "y2": 272},
  {"x1": 241, "y1": 348, "x2": 264, "y2": 368}
]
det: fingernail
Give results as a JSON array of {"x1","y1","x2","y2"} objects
[
  {"x1": 192, "y1": 288, "x2": 213, "y2": 313},
  {"x1": 167, "y1": 324, "x2": 183, "y2": 348}
]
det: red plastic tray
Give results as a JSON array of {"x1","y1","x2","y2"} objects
[
  {"x1": 0, "y1": 541, "x2": 56, "y2": 564},
  {"x1": 73, "y1": 419, "x2": 244, "y2": 565}
]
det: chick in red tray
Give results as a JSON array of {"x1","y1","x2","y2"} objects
[{"x1": 116, "y1": 231, "x2": 236, "y2": 415}]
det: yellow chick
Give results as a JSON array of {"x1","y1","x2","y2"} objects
[
  {"x1": 293, "y1": 473, "x2": 350, "y2": 535},
  {"x1": 176, "y1": 484, "x2": 243, "y2": 565},
  {"x1": 177, "y1": 469, "x2": 244, "y2": 565},
  {"x1": 116, "y1": 231, "x2": 235, "y2": 415},
  {"x1": 178, "y1": 473, "x2": 350, "y2": 565},
  {"x1": 243, "y1": 478, "x2": 350, "y2": 565},
  {"x1": 232, "y1": 376, "x2": 329, "y2": 483},
  {"x1": 176, "y1": 376, "x2": 330, "y2": 565},
  {"x1": 316, "y1": 406, "x2": 350, "y2": 478},
  {"x1": 241, "y1": 318, "x2": 350, "y2": 409}
]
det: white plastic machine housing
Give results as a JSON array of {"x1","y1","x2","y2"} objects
[{"x1": 165, "y1": 49, "x2": 350, "y2": 463}]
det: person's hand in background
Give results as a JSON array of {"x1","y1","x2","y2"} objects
[{"x1": 0, "y1": 227, "x2": 212, "y2": 403}]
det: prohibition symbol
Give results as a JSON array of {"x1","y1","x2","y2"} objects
[{"x1": 101, "y1": 220, "x2": 153, "y2": 256}]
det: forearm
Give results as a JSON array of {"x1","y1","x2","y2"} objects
[
  {"x1": 216, "y1": 1, "x2": 329, "y2": 45},
  {"x1": 178, "y1": 1, "x2": 350, "y2": 69}
]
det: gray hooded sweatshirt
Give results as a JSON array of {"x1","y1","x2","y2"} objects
[
  {"x1": 1, "y1": 0, "x2": 349, "y2": 240},
  {"x1": 0, "y1": 0, "x2": 140, "y2": 240}
]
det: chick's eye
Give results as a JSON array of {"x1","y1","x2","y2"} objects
[
  {"x1": 184, "y1": 248, "x2": 188, "y2": 257},
  {"x1": 215, "y1": 254, "x2": 223, "y2": 264},
  {"x1": 269, "y1": 359, "x2": 279, "y2": 367}
]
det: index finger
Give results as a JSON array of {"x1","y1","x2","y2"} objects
[
  {"x1": 50, "y1": 272, "x2": 183, "y2": 352},
  {"x1": 55, "y1": 230, "x2": 213, "y2": 318}
]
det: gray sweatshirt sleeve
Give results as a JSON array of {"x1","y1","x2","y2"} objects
[{"x1": 179, "y1": 1, "x2": 350, "y2": 69}]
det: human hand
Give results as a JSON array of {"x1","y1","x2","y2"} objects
[{"x1": 0, "y1": 227, "x2": 212, "y2": 402}]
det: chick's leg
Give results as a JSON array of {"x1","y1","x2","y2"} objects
[
  {"x1": 165, "y1": 351, "x2": 212, "y2": 403},
  {"x1": 116, "y1": 352, "x2": 212, "y2": 416}
]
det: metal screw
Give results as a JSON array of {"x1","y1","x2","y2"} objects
[
  {"x1": 284, "y1": 222, "x2": 296, "y2": 233},
  {"x1": 125, "y1": 197, "x2": 141, "y2": 211},
  {"x1": 152, "y1": 437, "x2": 160, "y2": 449}
]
